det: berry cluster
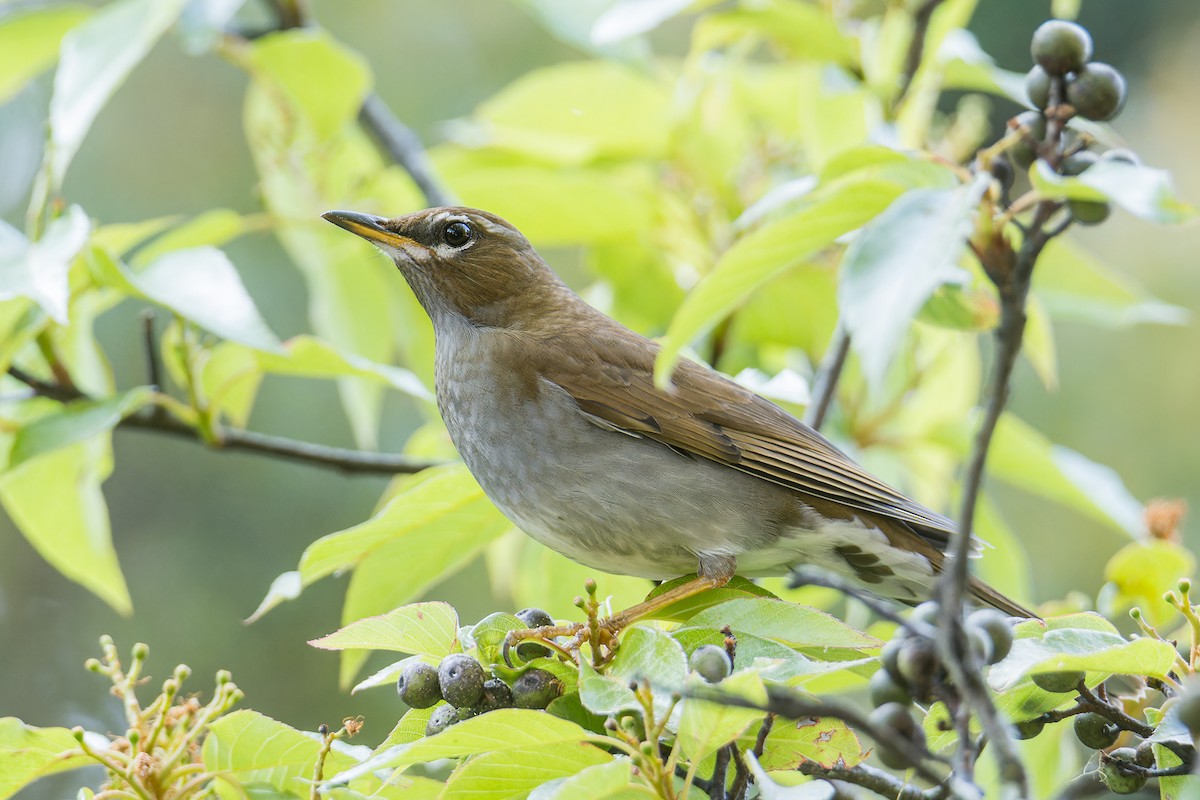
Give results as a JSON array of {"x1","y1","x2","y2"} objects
[
  {"x1": 866, "y1": 602, "x2": 1014, "y2": 769},
  {"x1": 1008, "y1": 19, "x2": 1132, "y2": 226},
  {"x1": 397, "y1": 607, "x2": 565, "y2": 737}
]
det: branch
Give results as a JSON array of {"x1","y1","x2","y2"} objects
[
  {"x1": 897, "y1": 0, "x2": 947, "y2": 102},
  {"x1": 358, "y1": 94, "x2": 456, "y2": 208},
  {"x1": 7, "y1": 366, "x2": 438, "y2": 476},
  {"x1": 799, "y1": 762, "x2": 950, "y2": 800},
  {"x1": 804, "y1": 327, "x2": 850, "y2": 431}
]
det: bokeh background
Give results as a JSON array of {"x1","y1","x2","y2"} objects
[{"x1": 2, "y1": 1, "x2": 1198, "y2": 794}]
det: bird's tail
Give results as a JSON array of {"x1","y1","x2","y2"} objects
[{"x1": 969, "y1": 575, "x2": 1037, "y2": 618}]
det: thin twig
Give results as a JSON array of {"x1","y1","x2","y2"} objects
[
  {"x1": 897, "y1": 0, "x2": 947, "y2": 102},
  {"x1": 804, "y1": 327, "x2": 850, "y2": 431},
  {"x1": 359, "y1": 94, "x2": 456, "y2": 208},
  {"x1": 6, "y1": 366, "x2": 437, "y2": 476},
  {"x1": 799, "y1": 762, "x2": 950, "y2": 800},
  {"x1": 140, "y1": 311, "x2": 162, "y2": 391}
]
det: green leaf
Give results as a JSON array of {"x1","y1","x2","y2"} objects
[
  {"x1": 685, "y1": 598, "x2": 881, "y2": 650},
  {"x1": 308, "y1": 602, "x2": 459, "y2": 656},
  {"x1": 0, "y1": 204, "x2": 90, "y2": 324},
  {"x1": 469, "y1": 612, "x2": 525, "y2": 667},
  {"x1": 252, "y1": 335, "x2": 429, "y2": 399},
  {"x1": 656, "y1": 176, "x2": 905, "y2": 384},
  {"x1": 248, "y1": 30, "x2": 371, "y2": 141},
  {"x1": 472, "y1": 61, "x2": 669, "y2": 163},
  {"x1": 0, "y1": 717, "x2": 93, "y2": 800},
  {"x1": 1031, "y1": 160, "x2": 1196, "y2": 224},
  {"x1": 839, "y1": 176, "x2": 989, "y2": 390},
  {"x1": 8, "y1": 386, "x2": 153, "y2": 468},
  {"x1": 694, "y1": 3, "x2": 855, "y2": 65},
  {"x1": 203, "y1": 710, "x2": 356, "y2": 795},
  {"x1": 200, "y1": 342, "x2": 261, "y2": 428},
  {"x1": 1031, "y1": 237, "x2": 1188, "y2": 328},
  {"x1": 130, "y1": 208, "x2": 252, "y2": 268},
  {"x1": 526, "y1": 758, "x2": 632, "y2": 800},
  {"x1": 987, "y1": 414, "x2": 1143, "y2": 536},
  {"x1": 329, "y1": 710, "x2": 593, "y2": 782},
  {"x1": 987, "y1": 621, "x2": 1180, "y2": 690},
  {"x1": 0, "y1": 436, "x2": 130, "y2": 615},
  {"x1": 1102, "y1": 541, "x2": 1196, "y2": 628},
  {"x1": 1021, "y1": 294, "x2": 1057, "y2": 389},
  {"x1": 130, "y1": 247, "x2": 281, "y2": 352},
  {"x1": 752, "y1": 714, "x2": 864, "y2": 770},
  {"x1": 578, "y1": 626, "x2": 687, "y2": 718},
  {"x1": 441, "y1": 742, "x2": 613, "y2": 800},
  {"x1": 0, "y1": 5, "x2": 92, "y2": 104},
  {"x1": 677, "y1": 671, "x2": 768, "y2": 760},
  {"x1": 46, "y1": 0, "x2": 186, "y2": 189}
]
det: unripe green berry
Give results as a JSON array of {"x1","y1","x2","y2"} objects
[
  {"x1": 1100, "y1": 750, "x2": 1146, "y2": 794},
  {"x1": 689, "y1": 645, "x2": 733, "y2": 683},
  {"x1": 1013, "y1": 717, "x2": 1045, "y2": 740},
  {"x1": 1031, "y1": 20, "x2": 1093, "y2": 76},
  {"x1": 397, "y1": 662, "x2": 442, "y2": 709},
  {"x1": 1174, "y1": 691, "x2": 1200, "y2": 737},
  {"x1": 511, "y1": 668, "x2": 563, "y2": 709},
  {"x1": 1073, "y1": 712, "x2": 1120, "y2": 749},
  {"x1": 425, "y1": 704, "x2": 457, "y2": 737},
  {"x1": 1010, "y1": 111, "x2": 1047, "y2": 170},
  {"x1": 868, "y1": 668, "x2": 911, "y2": 708},
  {"x1": 1025, "y1": 65, "x2": 1053, "y2": 110},
  {"x1": 1068, "y1": 199, "x2": 1111, "y2": 226},
  {"x1": 438, "y1": 655, "x2": 485, "y2": 709},
  {"x1": 967, "y1": 609, "x2": 1014, "y2": 664},
  {"x1": 868, "y1": 702, "x2": 925, "y2": 769},
  {"x1": 1066, "y1": 63, "x2": 1127, "y2": 121},
  {"x1": 1031, "y1": 670, "x2": 1084, "y2": 693}
]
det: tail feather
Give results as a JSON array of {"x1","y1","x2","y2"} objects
[{"x1": 969, "y1": 576, "x2": 1037, "y2": 618}]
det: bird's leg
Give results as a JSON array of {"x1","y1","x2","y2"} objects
[{"x1": 502, "y1": 555, "x2": 737, "y2": 667}]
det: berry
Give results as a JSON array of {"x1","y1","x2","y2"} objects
[
  {"x1": 880, "y1": 636, "x2": 905, "y2": 681},
  {"x1": 909, "y1": 601, "x2": 942, "y2": 628},
  {"x1": 1073, "y1": 712, "x2": 1120, "y2": 749},
  {"x1": 1013, "y1": 717, "x2": 1045, "y2": 740},
  {"x1": 511, "y1": 668, "x2": 563, "y2": 709},
  {"x1": 868, "y1": 667, "x2": 912, "y2": 708},
  {"x1": 1061, "y1": 150, "x2": 1099, "y2": 176},
  {"x1": 397, "y1": 662, "x2": 442, "y2": 709},
  {"x1": 1068, "y1": 200, "x2": 1111, "y2": 225},
  {"x1": 438, "y1": 654, "x2": 485, "y2": 709},
  {"x1": 895, "y1": 637, "x2": 939, "y2": 702},
  {"x1": 1031, "y1": 670, "x2": 1084, "y2": 693},
  {"x1": 990, "y1": 155, "x2": 1015, "y2": 193},
  {"x1": 1031, "y1": 20, "x2": 1093, "y2": 76},
  {"x1": 1025, "y1": 65, "x2": 1053, "y2": 110},
  {"x1": 474, "y1": 678, "x2": 514, "y2": 714},
  {"x1": 689, "y1": 645, "x2": 733, "y2": 683},
  {"x1": 967, "y1": 609, "x2": 1014, "y2": 664},
  {"x1": 868, "y1": 703, "x2": 925, "y2": 769},
  {"x1": 1100, "y1": 750, "x2": 1147, "y2": 795},
  {"x1": 1066, "y1": 63, "x2": 1127, "y2": 121},
  {"x1": 1010, "y1": 111, "x2": 1048, "y2": 170},
  {"x1": 425, "y1": 703, "x2": 458, "y2": 737},
  {"x1": 516, "y1": 608, "x2": 554, "y2": 628}
]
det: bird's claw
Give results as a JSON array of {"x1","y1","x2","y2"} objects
[{"x1": 501, "y1": 618, "x2": 626, "y2": 668}]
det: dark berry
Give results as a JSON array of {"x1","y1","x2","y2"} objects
[
  {"x1": 880, "y1": 636, "x2": 905, "y2": 681},
  {"x1": 1010, "y1": 111, "x2": 1047, "y2": 170},
  {"x1": 425, "y1": 703, "x2": 458, "y2": 737},
  {"x1": 1013, "y1": 717, "x2": 1045, "y2": 740},
  {"x1": 516, "y1": 608, "x2": 555, "y2": 628},
  {"x1": 438, "y1": 654, "x2": 485, "y2": 709},
  {"x1": 1066, "y1": 63, "x2": 1127, "y2": 121},
  {"x1": 990, "y1": 155, "x2": 1015, "y2": 193},
  {"x1": 474, "y1": 678, "x2": 514, "y2": 714},
  {"x1": 1031, "y1": 670, "x2": 1085, "y2": 693},
  {"x1": 868, "y1": 702, "x2": 925, "y2": 769},
  {"x1": 511, "y1": 668, "x2": 563, "y2": 709},
  {"x1": 1061, "y1": 150, "x2": 1099, "y2": 176},
  {"x1": 1068, "y1": 199, "x2": 1111, "y2": 225},
  {"x1": 1031, "y1": 20, "x2": 1093, "y2": 76},
  {"x1": 868, "y1": 667, "x2": 911, "y2": 708},
  {"x1": 1100, "y1": 750, "x2": 1147, "y2": 795},
  {"x1": 967, "y1": 609, "x2": 1014, "y2": 664},
  {"x1": 689, "y1": 644, "x2": 733, "y2": 683},
  {"x1": 1175, "y1": 691, "x2": 1200, "y2": 737},
  {"x1": 397, "y1": 662, "x2": 442, "y2": 709},
  {"x1": 895, "y1": 637, "x2": 939, "y2": 702},
  {"x1": 1074, "y1": 712, "x2": 1120, "y2": 749},
  {"x1": 1025, "y1": 65, "x2": 1053, "y2": 110}
]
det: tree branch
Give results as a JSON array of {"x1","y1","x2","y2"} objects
[
  {"x1": 799, "y1": 762, "x2": 950, "y2": 800},
  {"x1": 358, "y1": 94, "x2": 456, "y2": 208},
  {"x1": 804, "y1": 327, "x2": 850, "y2": 431},
  {"x1": 6, "y1": 366, "x2": 438, "y2": 476},
  {"x1": 897, "y1": 0, "x2": 947, "y2": 101}
]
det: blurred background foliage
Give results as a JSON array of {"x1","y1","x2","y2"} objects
[{"x1": 0, "y1": 0, "x2": 1198, "y2": 788}]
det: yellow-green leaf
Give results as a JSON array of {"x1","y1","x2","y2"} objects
[{"x1": 0, "y1": 5, "x2": 92, "y2": 104}]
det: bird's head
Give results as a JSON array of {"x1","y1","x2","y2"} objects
[{"x1": 322, "y1": 206, "x2": 569, "y2": 330}]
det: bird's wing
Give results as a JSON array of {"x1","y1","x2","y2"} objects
[{"x1": 538, "y1": 335, "x2": 959, "y2": 550}]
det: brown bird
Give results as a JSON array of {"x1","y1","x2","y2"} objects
[{"x1": 322, "y1": 207, "x2": 1033, "y2": 628}]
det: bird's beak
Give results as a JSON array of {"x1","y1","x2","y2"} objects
[{"x1": 321, "y1": 210, "x2": 409, "y2": 248}]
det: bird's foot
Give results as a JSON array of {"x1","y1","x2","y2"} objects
[{"x1": 503, "y1": 579, "x2": 629, "y2": 667}]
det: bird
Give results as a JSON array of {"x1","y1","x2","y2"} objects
[{"x1": 322, "y1": 206, "x2": 1034, "y2": 632}]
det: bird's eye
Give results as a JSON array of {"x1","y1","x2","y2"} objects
[{"x1": 442, "y1": 221, "x2": 472, "y2": 248}]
